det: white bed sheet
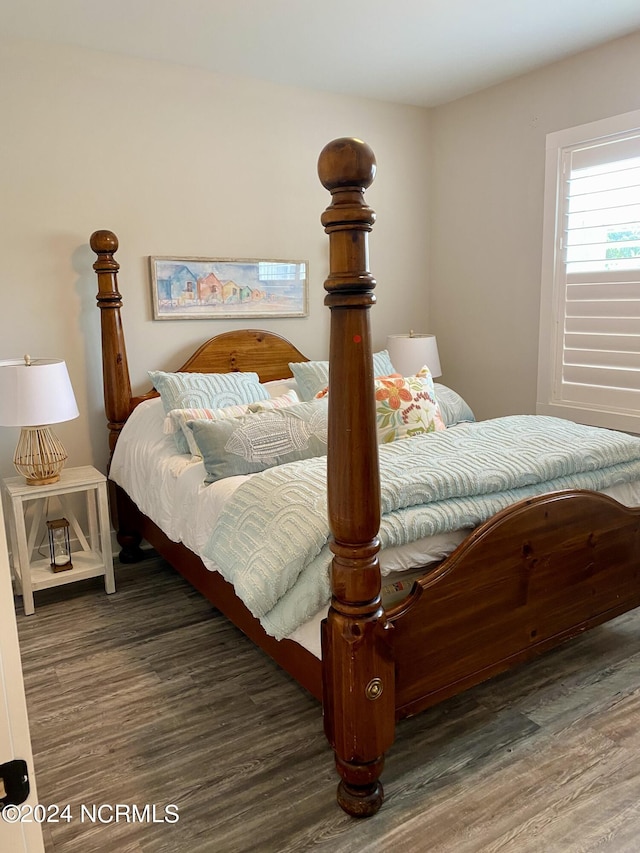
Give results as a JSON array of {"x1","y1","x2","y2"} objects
[{"x1": 110, "y1": 398, "x2": 640, "y2": 658}]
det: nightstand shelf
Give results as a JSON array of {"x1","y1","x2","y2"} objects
[
  {"x1": 2, "y1": 465, "x2": 115, "y2": 615},
  {"x1": 29, "y1": 551, "x2": 109, "y2": 589}
]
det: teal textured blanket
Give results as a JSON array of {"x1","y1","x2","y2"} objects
[{"x1": 204, "y1": 416, "x2": 640, "y2": 639}]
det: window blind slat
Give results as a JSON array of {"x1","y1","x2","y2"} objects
[
  {"x1": 565, "y1": 315, "x2": 640, "y2": 334},
  {"x1": 566, "y1": 222, "x2": 640, "y2": 246},
  {"x1": 564, "y1": 332, "x2": 640, "y2": 353},
  {"x1": 567, "y1": 204, "x2": 640, "y2": 229},
  {"x1": 566, "y1": 241, "x2": 640, "y2": 263},
  {"x1": 567, "y1": 259, "x2": 640, "y2": 274},
  {"x1": 567, "y1": 274, "x2": 640, "y2": 288},
  {"x1": 569, "y1": 171, "x2": 640, "y2": 198},
  {"x1": 564, "y1": 300, "x2": 640, "y2": 319},
  {"x1": 560, "y1": 381, "x2": 640, "y2": 412},
  {"x1": 567, "y1": 282, "x2": 640, "y2": 300},
  {"x1": 571, "y1": 136, "x2": 640, "y2": 170},
  {"x1": 563, "y1": 348, "x2": 640, "y2": 370},
  {"x1": 568, "y1": 186, "x2": 640, "y2": 214},
  {"x1": 561, "y1": 365, "x2": 640, "y2": 391}
]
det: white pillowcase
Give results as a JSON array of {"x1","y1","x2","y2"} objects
[{"x1": 262, "y1": 377, "x2": 300, "y2": 398}]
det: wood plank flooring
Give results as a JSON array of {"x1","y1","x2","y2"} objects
[{"x1": 14, "y1": 552, "x2": 640, "y2": 853}]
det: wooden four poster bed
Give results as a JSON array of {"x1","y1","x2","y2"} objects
[{"x1": 91, "y1": 137, "x2": 640, "y2": 818}]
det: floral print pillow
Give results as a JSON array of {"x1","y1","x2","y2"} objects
[
  {"x1": 316, "y1": 365, "x2": 446, "y2": 444},
  {"x1": 374, "y1": 366, "x2": 446, "y2": 443}
]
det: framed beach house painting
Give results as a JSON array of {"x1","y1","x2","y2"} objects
[{"x1": 150, "y1": 256, "x2": 308, "y2": 320}]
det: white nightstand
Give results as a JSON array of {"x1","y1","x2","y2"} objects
[{"x1": 2, "y1": 465, "x2": 115, "y2": 615}]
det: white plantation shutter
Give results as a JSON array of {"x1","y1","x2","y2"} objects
[{"x1": 538, "y1": 110, "x2": 640, "y2": 432}]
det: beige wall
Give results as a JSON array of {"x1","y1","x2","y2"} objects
[
  {"x1": 0, "y1": 38, "x2": 430, "y2": 479},
  {"x1": 5, "y1": 28, "x2": 640, "y2": 484},
  {"x1": 430, "y1": 29, "x2": 640, "y2": 421}
]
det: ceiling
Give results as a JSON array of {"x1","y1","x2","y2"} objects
[{"x1": 4, "y1": 0, "x2": 640, "y2": 107}]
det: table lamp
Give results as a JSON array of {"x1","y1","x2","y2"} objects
[
  {"x1": 0, "y1": 356, "x2": 79, "y2": 485},
  {"x1": 386, "y1": 332, "x2": 442, "y2": 378}
]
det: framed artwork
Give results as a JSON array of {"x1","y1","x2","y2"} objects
[{"x1": 149, "y1": 256, "x2": 308, "y2": 320}]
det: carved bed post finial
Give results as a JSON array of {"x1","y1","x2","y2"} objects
[
  {"x1": 90, "y1": 231, "x2": 144, "y2": 563},
  {"x1": 90, "y1": 230, "x2": 133, "y2": 456},
  {"x1": 318, "y1": 138, "x2": 395, "y2": 817}
]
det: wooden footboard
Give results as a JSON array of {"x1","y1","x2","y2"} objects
[{"x1": 389, "y1": 489, "x2": 640, "y2": 718}]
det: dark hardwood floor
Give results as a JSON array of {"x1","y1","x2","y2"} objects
[{"x1": 14, "y1": 552, "x2": 640, "y2": 852}]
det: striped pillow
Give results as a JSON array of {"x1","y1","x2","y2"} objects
[
  {"x1": 164, "y1": 390, "x2": 300, "y2": 456},
  {"x1": 149, "y1": 370, "x2": 271, "y2": 453}
]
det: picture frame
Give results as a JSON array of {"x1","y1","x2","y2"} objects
[{"x1": 149, "y1": 256, "x2": 309, "y2": 320}]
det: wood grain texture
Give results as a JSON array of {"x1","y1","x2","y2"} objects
[
  {"x1": 15, "y1": 552, "x2": 640, "y2": 852},
  {"x1": 90, "y1": 230, "x2": 133, "y2": 457},
  {"x1": 391, "y1": 490, "x2": 640, "y2": 717},
  {"x1": 318, "y1": 137, "x2": 394, "y2": 816}
]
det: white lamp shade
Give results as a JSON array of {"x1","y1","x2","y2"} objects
[
  {"x1": 0, "y1": 359, "x2": 79, "y2": 427},
  {"x1": 386, "y1": 334, "x2": 442, "y2": 379}
]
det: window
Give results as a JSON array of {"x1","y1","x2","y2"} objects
[{"x1": 537, "y1": 109, "x2": 640, "y2": 432}]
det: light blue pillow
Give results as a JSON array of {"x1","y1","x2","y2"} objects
[
  {"x1": 434, "y1": 383, "x2": 475, "y2": 427},
  {"x1": 149, "y1": 370, "x2": 270, "y2": 454},
  {"x1": 186, "y1": 398, "x2": 328, "y2": 483},
  {"x1": 289, "y1": 350, "x2": 396, "y2": 401},
  {"x1": 165, "y1": 390, "x2": 300, "y2": 457}
]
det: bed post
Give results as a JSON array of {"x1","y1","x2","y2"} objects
[
  {"x1": 318, "y1": 138, "x2": 395, "y2": 817},
  {"x1": 90, "y1": 229, "x2": 144, "y2": 562}
]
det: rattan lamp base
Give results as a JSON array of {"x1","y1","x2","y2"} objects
[{"x1": 13, "y1": 425, "x2": 67, "y2": 485}]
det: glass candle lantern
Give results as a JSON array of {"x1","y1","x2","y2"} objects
[{"x1": 47, "y1": 518, "x2": 73, "y2": 572}]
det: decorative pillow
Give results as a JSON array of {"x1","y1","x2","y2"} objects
[
  {"x1": 149, "y1": 370, "x2": 270, "y2": 454},
  {"x1": 262, "y1": 377, "x2": 300, "y2": 399},
  {"x1": 433, "y1": 383, "x2": 476, "y2": 427},
  {"x1": 374, "y1": 366, "x2": 446, "y2": 443},
  {"x1": 164, "y1": 390, "x2": 300, "y2": 456},
  {"x1": 186, "y1": 398, "x2": 329, "y2": 483},
  {"x1": 289, "y1": 350, "x2": 395, "y2": 401}
]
